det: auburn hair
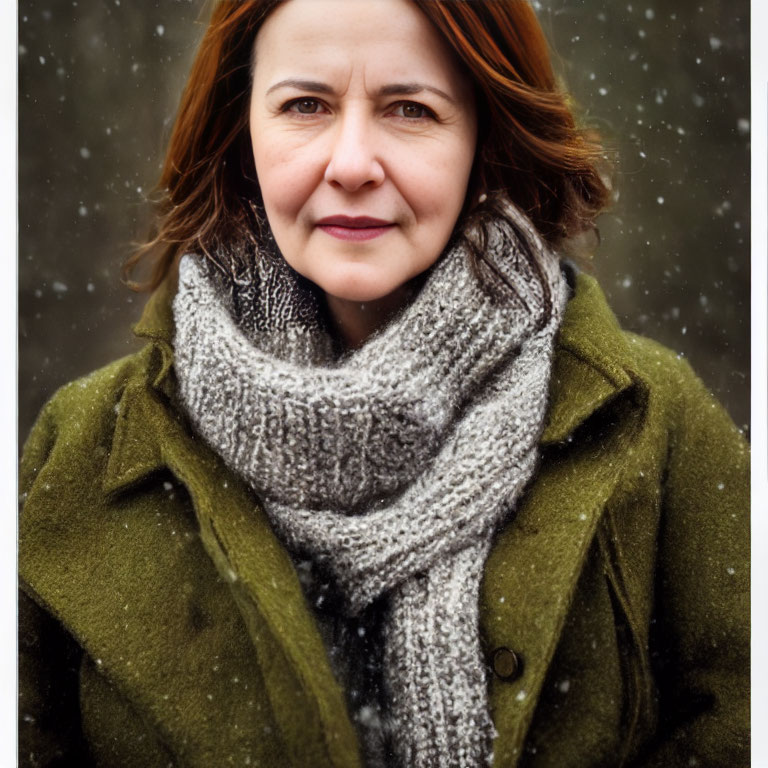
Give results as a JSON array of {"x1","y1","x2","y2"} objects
[{"x1": 123, "y1": 0, "x2": 611, "y2": 292}]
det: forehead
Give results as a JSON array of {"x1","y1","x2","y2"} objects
[{"x1": 253, "y1": 0, "x2": 466, "y2": 88}]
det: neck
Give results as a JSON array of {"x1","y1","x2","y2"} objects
[{"x1": 323, "y1": 281, "x2": 422, "y2": 350}]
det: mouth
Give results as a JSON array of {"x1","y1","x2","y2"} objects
[{"x1": 316, "y1": 215, "x2": 395, "y2": 242}]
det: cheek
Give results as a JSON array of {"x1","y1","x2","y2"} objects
[
  {"x1": 397, "y1": 142, "x2": 474, "y2": 225},
  {"x1": 260, "y1": 171, "x2": 312, "y2": 220},
  {"x1": 251, "y1": 133, "x2": 320, "y2": 219}
]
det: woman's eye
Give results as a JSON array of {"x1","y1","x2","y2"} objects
[
  {"x1": 283, "y1": 99, "x2": 431, "y2": 120},
  {"x1": 393, "y1": 102, "x2": 432, "y2": 120},
  {"x1": 286, "y1": 98, "x2": 324, "y2": 115}
]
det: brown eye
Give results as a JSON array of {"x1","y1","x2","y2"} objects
[
  {"x1": 289, "y1": 98, "x2": 321, "y2": 114},
  {"x1": 395, "y1": 102, "x2": 430, "y2": 119}
]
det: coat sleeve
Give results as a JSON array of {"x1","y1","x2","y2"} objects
[
  {"x1": 19, "y1": 398, "x2": 94, "y2": 768},
  {"x1": 630, "y1": 360, "x2": 750, "y2": 767}
]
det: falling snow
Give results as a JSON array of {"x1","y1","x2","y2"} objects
[{"x1": 17, "y1": 16, "x2": 751, "y2": 738}]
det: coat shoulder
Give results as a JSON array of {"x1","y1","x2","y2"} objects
[
  {"x1": 20, "y1": 348, "x2": 154, "y2": 496},
  {"x1": 622, "y1": 330, "x2": 746, "y2": 446},
  {"x1": 624, "y1": 331, "x2": 695, "y2": 388},
  {"x1": 623, "y1": 331, "x2": 696, "y2": 412}
]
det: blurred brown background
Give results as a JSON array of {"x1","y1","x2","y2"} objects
[{"x1": 18, "y1": 0, "x2": 750, "y2": 444}]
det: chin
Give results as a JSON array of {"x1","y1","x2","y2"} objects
[
  {"x1": 323, "y1": 282, "x2": 399, "y2": 304},
  {"x1": 315, "y1": 266, "x2": 402, "y2": 304}
]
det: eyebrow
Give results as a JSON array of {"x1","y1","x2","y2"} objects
[{"x1": 265, "y1": 78, "x2": 456, "y2": 104}]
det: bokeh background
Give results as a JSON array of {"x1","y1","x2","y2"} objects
[{"x1": 18, "y1": 0, "x2": 750, "y2": 444}]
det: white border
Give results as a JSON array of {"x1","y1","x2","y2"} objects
[
  {"x1": 751, "y1": 3, "x2": 767, "y2": 766},
  {"x1": 2, "y1": 3, "x2": 17, "y2": 766}
]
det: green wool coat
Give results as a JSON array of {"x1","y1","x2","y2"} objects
[{"x1": 19, "y1": 272, "x2": 749, "y2": 768}]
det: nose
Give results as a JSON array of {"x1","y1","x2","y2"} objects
[{"x1": 323, "y1": 111, "x2": 385, "y2": 192}]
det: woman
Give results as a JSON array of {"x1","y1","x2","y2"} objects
[{"x1": 19, "y1": 0, "x2": 749, "y2": 766}]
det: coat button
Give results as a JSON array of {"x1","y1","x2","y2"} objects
[{"x1": 491, "y1": 647, "x2": 522, "y2": 681}]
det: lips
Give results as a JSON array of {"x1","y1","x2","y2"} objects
[
  {"x1": 317, "y1": 215, "x2": 392, "y2": 228},
  {"x1": 316, "y1": 215, "x2": 395, "y2": 242}
]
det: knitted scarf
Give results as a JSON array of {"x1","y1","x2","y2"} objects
[{"x1": 172, "y1": 204, "x2": 568, "y2": 767}]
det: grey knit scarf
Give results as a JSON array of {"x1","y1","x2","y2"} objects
[{"x1": 172, "y1": 204, "x2": 568, "y2": 768}]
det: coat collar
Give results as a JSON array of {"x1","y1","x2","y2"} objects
[{"x1": 541, "y1": 270, "x2": 635, "y2": 444}]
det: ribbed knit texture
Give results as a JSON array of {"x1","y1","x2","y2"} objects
[{"x1": 172, "y1": 204, "x2": 568, "y2": 767}]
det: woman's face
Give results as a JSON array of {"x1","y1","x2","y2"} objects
[{"x1": 249, "y1": 0, "x2": 478, "y2": 304}]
